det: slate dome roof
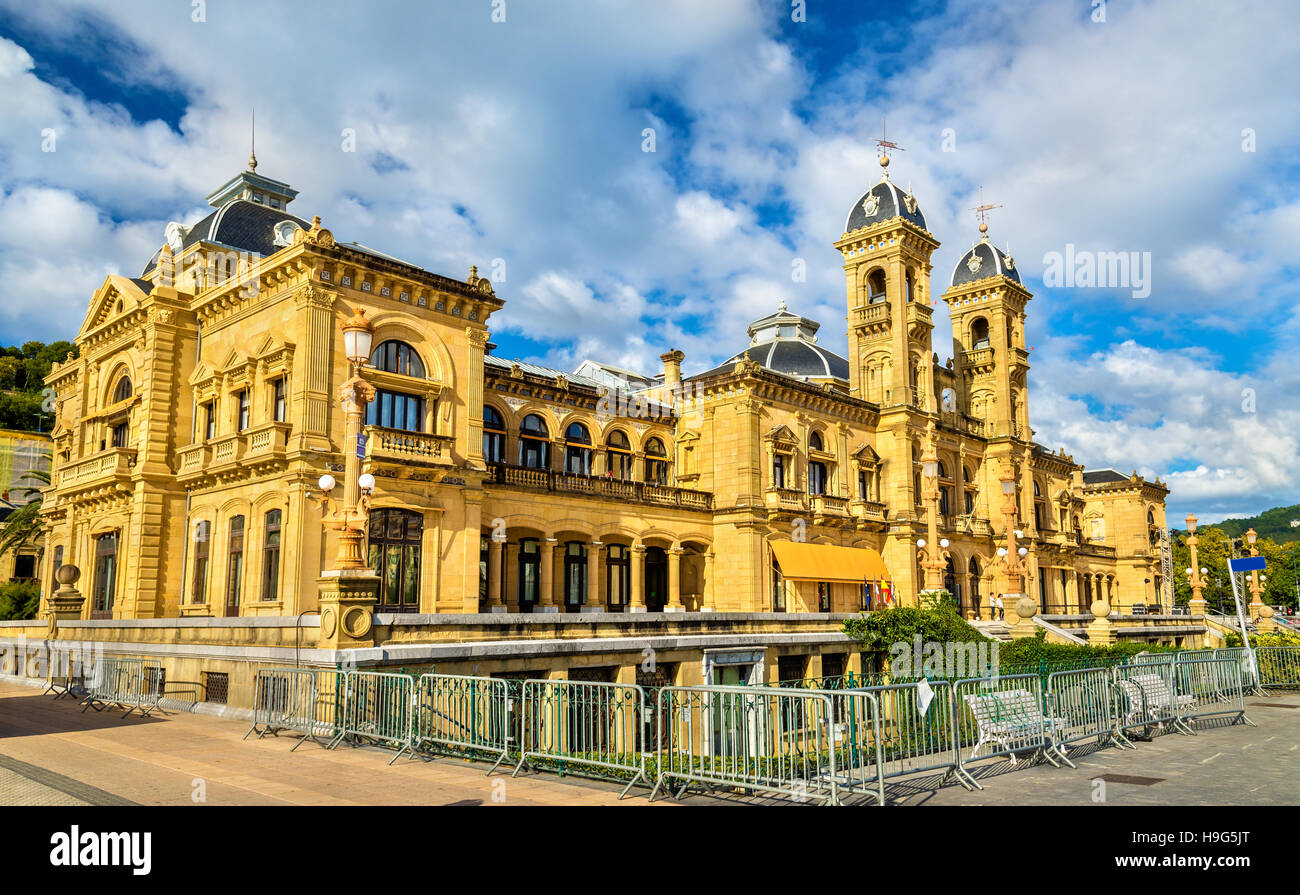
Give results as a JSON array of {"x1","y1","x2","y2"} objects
[
  {"x1": 699, "y1": 303, "x2": 850, "y2": 383},
  {"x1": 141, "y1": 200, "x2": 312, "y2": 276},
  {"x1": 950, "y1": 235, "x2": 1021, "y2": 287},
  {"x1": 844, "y1": 171, "x2": 926, "y2": 234}
]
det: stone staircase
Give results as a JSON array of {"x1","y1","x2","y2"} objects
[{"x1": 971, "y1": 620, "x2": 1013, "y2": 642}]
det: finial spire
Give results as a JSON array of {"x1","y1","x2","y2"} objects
[
  {"x1": 970, "y1": 185, "x2": 1001, "y2": 239},
  {"x1": 248, "y1": 108, "x2": 258, "y2": 173}
]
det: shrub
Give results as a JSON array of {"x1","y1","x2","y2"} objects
[
  {"x1": 842, "y1": 601, "x2": 983, "y2": 671},
  {"x1": 0, "y1": 580, "x2": 40, "y2": 620}
]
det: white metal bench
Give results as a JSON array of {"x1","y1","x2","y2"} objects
[
  {"x1": 1117, "y1": 673, "x2": 1194, "y2": 734},
  {"x1": 963, "y1": 690, "x2": 1070, "y2": 766}
]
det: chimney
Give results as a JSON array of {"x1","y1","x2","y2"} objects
[{"x1": 660, "y1": 349, "x2": 684, "y2": 387}]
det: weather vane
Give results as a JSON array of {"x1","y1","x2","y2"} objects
[
  {"x1": 875, "y1": 117, "x2": 905, "y2": 159},
  {"x1": 970, "y1": 186, "x2": 1002, "y2": 236}
]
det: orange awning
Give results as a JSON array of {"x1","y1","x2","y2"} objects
[{"x1": 769, "y1": 540, "x2": 890, "y2": 583}]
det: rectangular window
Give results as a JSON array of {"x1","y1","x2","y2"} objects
[
  {"x1": 237, "y1": 390, "x2": 250, "y2": 431},
  {"x1": 817, "y1": 581, "x2": 831, "y2": 612},
  {"x1": 771, "y1": 564, "x2": 785, "y2": 612},
  {"x1": 13, "y1": 554, "x2": 36, "y2": 580},
  {"x1": 111, "y1": 422, "x2": 129, "y2": 448},
  {"x1": 483, "y1": 430, "x2": 505, "y2": 463},
  {"x1": 262, "y1": 510, "x2": 282, "y2": 601},
  {"x1": 518, "y1": 539, "x2": 540, "y2": 608},
  {"x1": 226, "y1": 516, "x2": 245, "y2": 613},
  {"x1": 272, "y1": 379, "x2": 286, "y2": 422},
  {"x1": 204, "y1": 401, "x2": 216, "y2": 440},
  {"x1": 366, "y1": 389, "x2": 424, "y2": 432},
  {"x1": 773, "y1": 454, "x2": 786, "y2": 489}
]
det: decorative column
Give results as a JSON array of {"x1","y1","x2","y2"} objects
[
  {"x1": 1185, "y1": 513, "x2": 1208, "y2": 616},
  {"x1": 666, "y1": 546, "x2": 684, "y2": 612},
  {"x1": 629, "y1": 543, "x2": 646, "y2": 613},
  {"x1": 538, "y1": 538, "x2": 558, "y2": 613},
  {"x1": 487, "y1": 539, "x2": 505, "y2": 613},
  {"x1": 585, "y1": 540, "x2": 603, "y2": 613},
  {"x1": 701, "y1": 550, "x2": 715, "y2": 612}
]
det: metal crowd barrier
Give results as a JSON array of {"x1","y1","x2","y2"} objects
[
  {"x1": 244, "y1": 667, "x2": 338, "y2": 750},
  {"x1": 1256, "y1": 646, "x2": 1300, "y2": 690},
  {"x1": 952, "y1": 674, "x2": 1066, "y2": 770},
  {"x1": 1113, "y1": 660, "x2": 1180, "y2": 737},
  {"x1": 854, "y1": 681, "x2": 972, "y2": 792},
  {"x1": 1174, "y1": 657, "x2": 1252, "y2": 730},
  {"x1": 818, "y1": 690, "x2": 886, "y2": 804},
  {"x1": 513, "y1": 679, "x2": 648, "y2": 798},
  {"x1": 79, "y1": 657, "x2": 164, "y2": 718},
  {"x1": 414, "y1": 673, "x2": 514, "y2": 772},
  {"x1": 1047, "y1": 667, "x2": 1131, "y2": 753},
  {"x1": 43, "y1": 645, "x2": 88, "y2": 700},
  {"x1": 650, "y1": 684, "x2": 841, "y2": 805},
  {"x1": 328, "y1": 671, "x2": 416, "y2": 764}
]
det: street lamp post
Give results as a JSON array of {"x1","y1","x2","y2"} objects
[
  {"x1": 314, "y1": 307, "x2": 381, "y2": 650},
  {"x1": 1246, "y1": 527, "x2": 1265, "y2": 618},
  {"x1": 999, "y1": 462, "x2": 1025, "y2": 596},
  {"x1": 1184, "y1": 513, "x2": 1208, "y2": 616},
  {"x1": 920, "y1": 434, "x2": 945, "y2": 592}
]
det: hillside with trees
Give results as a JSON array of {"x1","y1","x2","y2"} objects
[{"x1": 0, "y1": 340, "x2": 78, "y2": 432}]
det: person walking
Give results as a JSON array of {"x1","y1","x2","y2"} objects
[{"x1": 995, "y1": 594, "x2": 1005, "y2": 621}]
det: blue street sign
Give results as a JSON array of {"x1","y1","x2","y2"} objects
[
  {"x1": 356, "y1": 433, "x2": 367, "y2": 459},
  {"x1": 1228, "y1": 556, "x2": 1266, "y2": 572}
]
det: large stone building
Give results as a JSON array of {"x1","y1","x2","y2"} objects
[{"x1": 35, "y1": 154, "x2": 1169, "y2": 683}]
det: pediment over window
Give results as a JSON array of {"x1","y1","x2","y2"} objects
[
  {"x1": 253, "y1": 335, "x2": 295, "y2": 372},
  {"x1": 765, "y1": 424, "x2": 798, "y2": 447},
  {"x1": 852, "y1": 443, "x2": 881, "y2": 465}
]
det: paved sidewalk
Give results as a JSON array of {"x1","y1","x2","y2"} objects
[
  {"x1": 0, "y1": 681, "x2": 659, "y2": 806},
  {"x1": 2, "y1": 680, "x2": 1297, "y2": 806},
  {"x1": 891, "y1": 693, "x2": 1300, "y2": 806}
]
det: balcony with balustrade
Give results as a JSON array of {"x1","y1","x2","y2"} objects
[
  {"x1": 363, "y1": 425, "x2": 452, "y2": 467},
  {"x1": 489, "y1": 464, "x2": 713, "y2": 512},
  {"x1": 56, "y1": 447, "x2": 138, "y2": 494},
  {"x1": 764, "y1": 487, "x2": 806, "y2": 514}
]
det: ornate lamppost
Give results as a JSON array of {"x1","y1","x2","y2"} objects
[
  {"x1": 919, "y1": 428, "x2": 945, "y2": 592},
  {"x1": 1183, "y1": 513, "x2": 1208, "y2": 616},
  {"x1": 997, "y1": 460, "x2": 1033, "y2": 632},
  {"x1": 1245, "y1": 528, "x2": 1266, "y2": 618},
  {"x1": 314, "y1": 307, "x2": 381, "y2": 649}
]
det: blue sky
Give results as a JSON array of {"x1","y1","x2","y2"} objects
[{"x1": 0, "y1": 0, "x2": 1297, "y2": 522}]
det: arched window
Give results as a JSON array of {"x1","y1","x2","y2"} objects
[
  {"x1": 483, "y1": 405, "x2": 506, "y2": 464},
  {"x1": 809, "y1": 430, "x2": 824, "y2": 452},
  {"x1": 1033, "y1": 480, "x2": 1047, "y2": 529},
  {"x1": 225, "y1": 516, "x2": 245, "y2": 616},
  {"x1": 370, "y1": 340, "x2": 425, "y2": 377},
  {"x1": 368, "y1": 509, "x2": 422, "y2": 611},
  {"x1": 971, "y1": 318, "x2": 991, "y2": 350},
  {"x1": 112, "y1": 375, "x2": 132, "y2": 404},
  {"x1": 191, "y1": 520, "x2": 210, "y2": 604},
  {"x1": 564, "y1": 422, "x2": 592, "y2": 475},
  {"x1": 645, "y1": 438, "x2": 669, "y2": 485},
  {"x1": 867, "y1": 269, "x2": 887, "y2": 304},
  {"x1": 905, "y1": 269, "x2": 915, "y2": 303},
  {"x1": 519, "y1": 414, "x2": 550, "y2": 468},
  {"x1": 938, "y1": 462, "x2": 952, "y2": 516},
  {"x1": 606, "y1": 429, "x2": 632, "y2": 480},
  {"x1": 261, "y1": 510, "x2": 282, "y2": 602}
]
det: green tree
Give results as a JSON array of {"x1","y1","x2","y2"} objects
[{"x1": 0, "y1": 466, "x2": 50, "y2": 564}]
